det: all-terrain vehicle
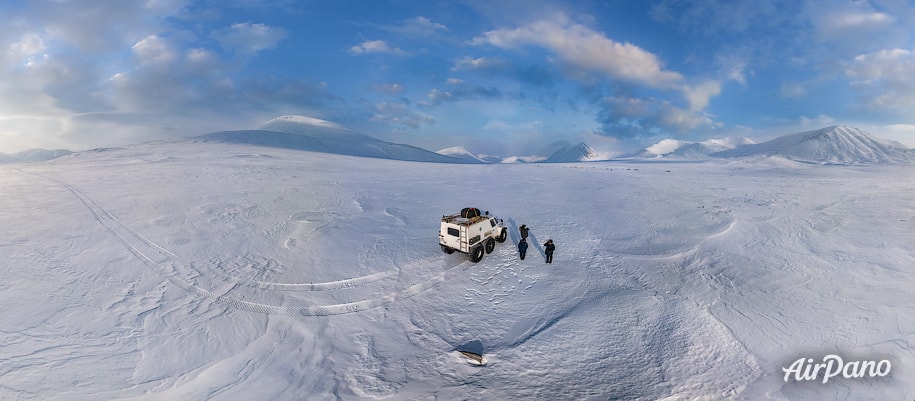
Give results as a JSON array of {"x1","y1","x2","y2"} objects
[{"x1": 439, "y1": 207, "x2": 507, "y2": 262}]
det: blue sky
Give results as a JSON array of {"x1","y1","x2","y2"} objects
[{"x1": 3, "y1": 0, "x2": 915, "y2": 155}]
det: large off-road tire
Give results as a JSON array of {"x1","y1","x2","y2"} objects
[
  {"x1": 470, "y1": 246, "x2": 485, "y2": 262},
  {"x1": 441, "y1": 245, "x2": 455, "y2": 254},
  {"x1": 485, "y1": 238, "x2": 495, "y2": 254},
  {"x1": 495, "y1": 228, "x2": 507, "y2": 243}
]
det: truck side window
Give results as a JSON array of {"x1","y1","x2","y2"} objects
[
  {"x1": 490, "y1": 219, "x2": 496, "y2": 227},
  {"x1": 447, "y1": 228, "x2": 460, "y2": 237}
]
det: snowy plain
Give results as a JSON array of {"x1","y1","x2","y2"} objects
[{"x1": 1, "y1": 130, "x2": 914, "y2": 400}]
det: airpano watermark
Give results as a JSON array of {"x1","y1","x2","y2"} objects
[{"x1": 782, "y1": 354, "x2": 891, "y2": 383}]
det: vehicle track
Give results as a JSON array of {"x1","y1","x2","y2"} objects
[{"x1": 27, "y1": 171, "x2": 462, "y2": 316}]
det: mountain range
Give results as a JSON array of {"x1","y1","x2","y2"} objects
[
  {"x1": 3, "y1": 117, "x2": 910, "y2": 166},
  {"x1": 630, "y1": 137, "x2": 756, "y2": 159},
  {"x1": 711, "y1": 125, "x2": 911, "y2": 164}
]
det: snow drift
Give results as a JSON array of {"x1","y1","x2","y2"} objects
[{"x1": 713, "y1": 125, "x2": 911, "y2": 164}]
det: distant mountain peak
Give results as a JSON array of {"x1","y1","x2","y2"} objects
[
  {"x1": 713, "y1": 125, "x2": 910, "y2": 165},
  {"x1": 543, "y1": 142, "x2": 599, "y2": 163},
  {"x1": 436, "y1": 146, "x2": 488, "y2": 163}
]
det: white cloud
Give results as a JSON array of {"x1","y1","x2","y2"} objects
[
  {"x1": 132, "y1": 35, "x2": 176, "y2": 65},
  {"x1": 452, "y1": 56, "x2": 510, "y2": 72},
  {"x1": 813, "y1": 8, "x2": 892, "y2": 40},
  {"x1": 660, "y1": 106, "x2": 718, "y2": 131},
  {"x1": 212, "y1": 22, "x2": 287, "y2": 54},
  {"x1": 374, "y1": 83, "x2": 404, "y2": 95},
  {"x1": 597, "y1": 93, "x2": 720, "y2": 138},
  {"x1": 879, "y1": 124, "x2": 915, "y2": 147},
  {"x1": 715, "y1": 52, "x2": 751, "y2": 85},
  {"x1": 650, "y1": 0, "x2": 789, "y2": 36},
  {"x1": 384, "y1": 16, "x2": 448, "y2": 37},
  {"x1": 845, "y1": 48, "x2": 915, "y2": 111},
  {"x1": 370, "y1": 101, "x2": 435, "y2": 128},
  {"x1": 8, "y1": 34, "x2": 46, "y2": 58},
  {"x1": 482, "y1": 119, "x2": 542, "y2": 131},
  {"x1": 779, "y1": 81, "x2": 808, "y2": 99},
  {"x1": 798, "y1": 114, "x2": 837, "y2": 129},
  {"x1": 349, "y1": 40, "x2": 404, "y2": 55},
  {"x1": 683, "y1": 81, "x2": 721, "y2": 112},
  {"x1": 470, "y1": 15, "x2": 683, "y2": 89}
]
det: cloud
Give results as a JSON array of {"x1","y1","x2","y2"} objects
[
  {"x1": 595, "y1": 94, "x2": 719, "y2": 139},
  {"x1": 419, "y1": 80, "x2": 503, "y2": 108},
  {"x1": 349, "y1": 40, "x2": 405, "y2": 55},
  {"x1": 714, "y1": 52, "x2": 752, "y2": 85},
  {"x1": 650, "y1": 0, "x2": 793, "y2": 35},
  {"x1": 683, "y1": 81, "x2": 722, "y2": 112},
  {"x1": 211, "y1": 22, "x2": 288, "y2": 54},
  {"x1": 374, "y1": 83, "x2": 404, "y2": 95},
  {"x1": 844, "y1": 48, "x2": 915, "y2": 112},
  {"x1": 798, "y1": 114, "x2": 836, "y2": 128},
  {"x1": 383, "y1": 16, "x2": 448, "y2": 37},
  {"x1": 471, "y1": 15, "x2": 683, "y2": 89},
  {"x1": 7, "y1": 33, "x2": 46, "y2": 59},
  {"x1": 809, "y1": 4, "x2": 893, "y2": 43},
  {"x1": 132, "y1": 35, "x2": 178, "y2": 65},
  {"x1": 779, "y1": 81, "x2": 808, "y2": 99},
  {"x1": 452, "y1": 56, "x2": 512, "y2": 73},
  {"x1": 369, "y1": 101, "x2": 435, "y2": 129}
]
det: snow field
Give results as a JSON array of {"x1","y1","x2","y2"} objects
[{"x1": 1, "y1": 143, "x2": 913, "y2": 400}]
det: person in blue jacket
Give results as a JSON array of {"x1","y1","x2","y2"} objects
[{"x1": 518, "y1": 238, "x2": 529, "y2": 260}]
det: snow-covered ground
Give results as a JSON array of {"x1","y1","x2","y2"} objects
[{"x1": 1, "y1": 140, "x2": 914, "y2": 400}]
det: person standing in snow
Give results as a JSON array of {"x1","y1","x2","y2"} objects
[
  {"x1": 519, "y1": 224, "x2": 529, "y2": 241},
  {"x1": 518, "y1": 238, "x2": 529, "y2": 260},
  {"x1": 544, "y1": 239, "x2": 555, "y2": 263}
]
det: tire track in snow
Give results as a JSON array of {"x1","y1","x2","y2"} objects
[{"x1": 28, "y1": 171, "x2": 456, "y2": 316}]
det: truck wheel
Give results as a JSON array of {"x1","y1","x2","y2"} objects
[
  {"x1": 495, "y1": 228, "x2": 507, "y2": 243},
  {"x1": 470, "y1": 246, "x2": 485, "y2": 262},
  {"x1": 485, "y1": 238, "x2": 495, "y2": 254},
  {"x1": 441, "y1": 245, "x2": 455, "y2": 254}
]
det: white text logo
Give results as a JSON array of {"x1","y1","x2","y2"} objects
[{"x1": 782, "y1": 354, "x2": 891, "y2": 383}]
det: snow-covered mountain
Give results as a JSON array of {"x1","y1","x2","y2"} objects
[
  {"x1": 436, "y1": 146, "x2": 489, "y2": 163},
  {"x1": 542, "y1": 142, "x2": 599, "y2": 163},
  {"x1": 195, "y1": 115, "x2": 467, "y2": 163},
  {"x1": 713, "y1": 125, "x2": 911, "y2": 164},
  {"x1": 436, "y1": 147, "x2": 543, "y2": 164},
  {"x1": 0, "y1": 148, "x2": 72, "y2": 163},
  {"x1": 633, "y1": 137, "x2": 755, "y2": 159}
]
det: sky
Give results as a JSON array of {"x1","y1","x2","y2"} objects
[{"x1": 3, "y1": 0, "x2": 915, "y2": 156}]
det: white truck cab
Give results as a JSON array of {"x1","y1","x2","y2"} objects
[{"x1": 439, "y1": 207, "x2": 507, "y2": 262}]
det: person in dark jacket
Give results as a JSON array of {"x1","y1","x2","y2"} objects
[
  {"x1": 519, "y1": 224, "x2": 529, "y2": 241},
  {"x1": 518, "y1": 238, "x2": 529, "y2": 260},
  {"x1": 544, "y1": 239, "x2": 555, "y2": 263}
]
